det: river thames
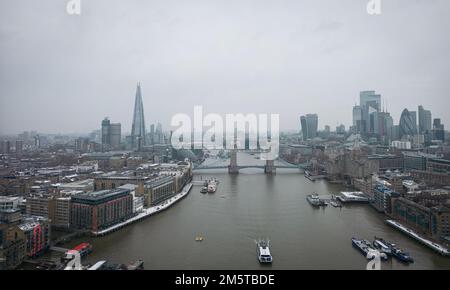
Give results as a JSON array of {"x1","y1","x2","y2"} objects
[{"x1": 67, "y1": 153, "x2": 450, "y2": 270}]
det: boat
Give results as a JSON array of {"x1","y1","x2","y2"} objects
[
  {"x1": 200, "y1": 186, "x2": 208, "y2": 194},
  {"x1": 306, "y1": 193, "x2": 327, "y2": 207},
  {"x1": 373, "y1": 237, "x2": 414, "y2": 263},
  {"x1": 66, "y1": 243, "x2": 92, "y2": 257},
  {"x1": 87, "y1": 259, "x2": 144, "y2": 270},
  {"x1": 207, "y1": 180, "x2": 217, "y2": 193},
  {"x1": 195, "y1": 235, "x2": 204, "y2": 242},
  {"x1": 330, "y1": 200, "x2": 342, "y2": 208},
  {"x1": 306, "y1": 193, "x2": 321, "y2": 206},
  {"x1": 304, "y1": 171, "x2": 316, "y2": 182},
  {"x1": 352, "y1": 238, "x2": 388, "y2": 261},
  {"x1": 337, "y1": 192, "x2": 369, "y2": 203},
  {"x1": 256, "y1": 240, "x2": 273, "y2": 263},
  {"x1": 372, "y1": 237, "x2": 392, "y2": 255},
  {"x1": 126, "y1": 260, "x2": 144, "y2": 270}
]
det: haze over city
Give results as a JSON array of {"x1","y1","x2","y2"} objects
[
  {"x1": 2, "y1": 0, "x2": 450, "y2": 276},
  {"x1": 1, "y1": 0, "x2": 449, "y2": 135}
]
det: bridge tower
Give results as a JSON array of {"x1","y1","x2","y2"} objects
[
  {"x1": 228, "y1": 145, "x2": 239, "y2": 174},
  {"x1": 264, "y1": 159, "x2": 276, "y2": 175}
]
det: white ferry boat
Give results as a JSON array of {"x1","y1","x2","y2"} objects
[
  {"x1": 306, "y1": 193, "x2": 326, "y2": 207},
  {"x1": 256, "y1": 240, "x2": 273, "y2": 263}
]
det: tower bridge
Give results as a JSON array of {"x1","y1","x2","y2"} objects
[{"x1": 194, "y1": 148, "x2": 308, "y2": 175}]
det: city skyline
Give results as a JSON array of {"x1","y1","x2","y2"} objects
[
  {"x1": 1, "y1": 1, "x2": 450, "y2": 134},
  {"x1": 1, "y1": 1, "x2": 450, "y2": 273},
  {"x1": 0, "y1": 82, "x2": 447, "y2": 137}
]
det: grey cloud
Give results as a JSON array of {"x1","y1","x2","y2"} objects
[{"x1": 0, "y1": 0, "x2": 449, "y2": 134}]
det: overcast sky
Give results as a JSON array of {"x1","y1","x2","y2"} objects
[{"x1": 0, "y1": 0, "x2": 449, "y2": 135}]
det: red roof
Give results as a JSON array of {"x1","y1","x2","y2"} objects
[{"x1": 71, "y1": 243, "x2": 91, "y2": 252}]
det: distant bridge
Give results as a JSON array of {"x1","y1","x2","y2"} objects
[
  {"x1": 193, "y1": 164, "x2": 307, "y2": 170},
  {"x1": 193, "y1": 159, "x2": 308, "y2": 174}
]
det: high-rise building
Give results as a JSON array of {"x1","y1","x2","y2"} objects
[
  {"x1": 433, "y1": 118, "x2": 445, "y2": 141},
  {"x1": 130, "y1": 83, "x2": 146, "y2": 150},
  {"x1": 4, "y1": 141, "x2": 10, "y2": 154},
  {"x1": 375, "y1": 111, "x2": 394, "y2": 144},
  {"x1": 383, "y1": 113, "x2": 394, "y2": 143},
  {"x1": 101, "y1": 118, "x2": 121, "y2": 150},
  {"x1": 300, "y1": 114, "x2": 318, "y2": 140},
  {"x1": 101, "y1": 118, "x2": 111, "y2": 145},
  {"x1": 409, "y1": 111, "x2": 417, "y2": 133},
  {"x1": 110, "y1": 123, "x2": 121, "y2": 149},
  {"x1": 418, "y1": 105, "x2": 432, "y2": 134},
  {"x1": 156, "y1": 123, "x2": 163, "y2": 144},
  {"x1": 399, "y1": 109, "x2": 417, "y2": 138},
  {"x1": 75, "y1": 137, "x2": 90, "y2": 152},
  {"x1": 149, "y1": 124, "x2": 155, "y2": 145},
  {"x1": 336, "y1": 124, "x2": 346, "y2": 134},
  {"x1": 15, "y1": 140, "x2": 23, "y2": 155},
  {"x1": 352, "y1": 105, "x2": 363, "y2": 134},
  {"x1": 360, "y1": 91, "x2": 381, "y2": 134},
  {"x1": 390, "y1": 125, "x2": 400, "y2": 141},
  {"x1": 34, "y1": 135, "x2": 40, "y2": 148}
]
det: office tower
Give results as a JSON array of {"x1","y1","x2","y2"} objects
[
  {"x1": 352, "y1": 105, "x2": 363, "y2": 134},
  {"x1": 300, "y1": 114, "x2": 318, "y2": 140},
  {"x1": 360, "y1": 91, "x2": 381, "y2": 134},
  {"x1": 101, "y1": 118, "x2": 122, "y2": 150},
  {"x1": 377, "y1": 111, "x2": 393, "y2": 138},
  {"x1": 324, "y1": 125, "x2": 330, "y2": 133},
  {"x1": 75, "y1": 137, "x2": 89, "y2": 152},
  {"x1": 390, "y1": 125, "x2": 400, "y2": 141},
  {"x1": 410, "y1": 111, "x2": 417, "y2": 133},
  {"x1": 131, "y1": 83, "x2": 146, "y2": 150},
  {"x1": 149, "y1": 124, "x2": 155, "y2": 145},
  {"x1": 15, "y1": 140, "x2": 23, "y2": 155},
  {"x1": 101, "y1": 117, "x2": 111, "y2": 145},
  {"x1": 300, "y1": 116, "x2": 307, "y2": 140},
  {"x1": 156, "y1": 123, "x2": 163, "y2": 144},
  {"x1": 109, "y1": 123, "x2": 121, "y2": 149},
  {"x1": 433, "y1": 118, "x2": 445, "y2": 141},
  {"x1": 399, "y1": 109, "x2": 418, "y2": 138},
  {"x1": 336, "y1": 124, "x2": 346, "y2": 134},
  {"x1": 34, "y1": 135, "x2": 40, "y2": 148},
  {"x1": 384, "y1": 113, "x2": 394, "y2": 143},
  {"x1": 418, "y1": 105, "x2": 432, "y2": 134}
]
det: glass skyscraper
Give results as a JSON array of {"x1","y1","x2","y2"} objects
[
  {"x1": 399, "y1": 108, "x2": 418, "y2": 138},
  {"x1": 131, "y1": 83, "x2": 146, "y2": 150},
  {"x1": 300, "y1": 114, "x2": 318, "y2": 141},
  {"x1": 418, "y1": 105, "x2": 432, "y2": 134}
]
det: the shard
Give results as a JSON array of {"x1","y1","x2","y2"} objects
[{"x1": 131, "y1": 82, "x2": 146, "y2": 150}]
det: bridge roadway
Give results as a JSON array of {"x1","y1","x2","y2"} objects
[{"x1": 193, "y1": 161, "x2": 308, "y2": 171}]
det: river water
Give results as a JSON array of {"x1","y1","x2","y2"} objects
[{"x1": 67, "y1": 153, "x2": 450, "y2": 270}]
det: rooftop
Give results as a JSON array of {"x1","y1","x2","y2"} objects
[
  {"x1": 58, "y1": 179, "x2": 94, "y2": 188},
  {"x1": 72, "y1": 188, "x2": 131, "y2": 203},
  {"x1": 19, "y1": 215, "x2": 49, "y2": 232},
  {"x1": 0, "y1": 196, "x2": 20, "y2": 203}
]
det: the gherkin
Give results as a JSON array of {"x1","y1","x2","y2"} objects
[{"x1": 131, "y1": 82, "x2": 146, "y2": 150}]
